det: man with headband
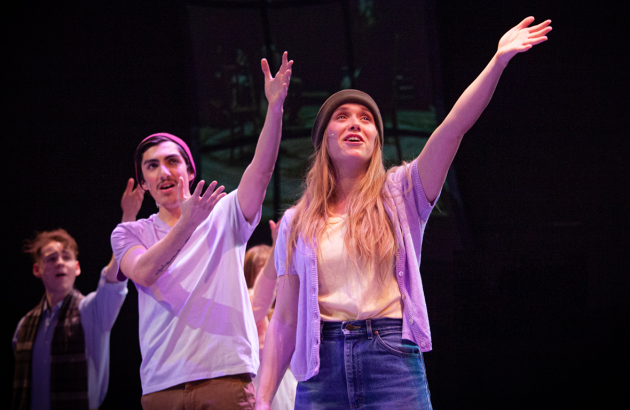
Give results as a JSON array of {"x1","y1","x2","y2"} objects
[{"x1": 111, "y1": 53, "x2": 292, "y2": 409}]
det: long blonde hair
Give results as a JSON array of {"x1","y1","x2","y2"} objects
[{"x1": 286, "y1": 131, "x2": 398, "y2": 280}]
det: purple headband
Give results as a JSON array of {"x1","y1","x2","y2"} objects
[{"x1": 135, "y1": 132, "x2": 196, "y2": 188}]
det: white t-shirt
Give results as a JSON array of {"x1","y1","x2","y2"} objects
[{"x1": 111, "y1": 190, "x2": 260, "y2": 394}]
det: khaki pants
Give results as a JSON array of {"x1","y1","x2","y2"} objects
[{"x1": 141, "y1": 374, "x2": 255, "y2": 410}]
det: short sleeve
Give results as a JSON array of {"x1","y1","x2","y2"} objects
[
  {"x1": 409, "y1": 159, "x2": 440, "y2": 221},
  {"x1": 230, "y1": 189, "x2": 262, "y2": 243},
  {"x1": 388, "y1": 159, "x2": 440, "y2": 222},
  {"x1": 110, "y1": 221, "x2": 147, "y2": 280}
]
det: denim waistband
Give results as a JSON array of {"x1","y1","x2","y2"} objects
[{"x1": 321, "y1": 318, "x2": 403, "y2": 339}]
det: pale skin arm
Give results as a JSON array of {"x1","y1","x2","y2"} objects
[
  {"x1": 264, "y1": 219, "x2": 280, "y2": 280},
  {"x1": 255, "y1": 274, "x2": 300, "y2": 410},
  {"x1": 120, "y1": 179, "x2": 226, "y2": 287},
  {"x1": 417, "y1": 17, "x2": 552, "y2": 203},
  {"x1": 251, "y1": 219, "x2": 281, "y2": 324},
  {"x1": 238, "y1": 52, "x2": 293, "y2": 223},
  {"x1": 104, "y1": 178, "x2": 145, "y2": 283}
]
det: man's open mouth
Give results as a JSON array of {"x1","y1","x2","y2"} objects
[{"x1": 160, "y1": 182, "x2": 176, "y2": 190}]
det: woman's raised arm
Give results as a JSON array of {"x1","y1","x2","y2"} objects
[{"x1": 417, "y1": 17, "x2": 552, "y2": 203}]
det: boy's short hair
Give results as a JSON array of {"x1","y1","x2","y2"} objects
[{"x1": 23, "y1": 229, "x2": 78, "y2": 263}]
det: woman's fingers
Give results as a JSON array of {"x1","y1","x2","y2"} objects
[
  {"x1": 528, "y1": 19, "x2": 552, "y2": 32},
  {"x1": 523, "y1": 37, "x2": 548, "y2": 47},
  {"x1": 525, "y1": 25, "x2": 551, "y2": 45},
  {"x1": 516, "y1": 16, "x2": 535, "y2": 29},
  {"x1": 529, "y1": 25, "x2": 552, "y2": 39}
]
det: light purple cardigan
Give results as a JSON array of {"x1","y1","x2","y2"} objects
[{"x1": 275, "y1": 158, "x2": 439, "y2": 382}]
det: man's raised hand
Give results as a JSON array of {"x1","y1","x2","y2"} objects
[
  {"x1": 177, "y1": 178, "x2": 226, "y2": 229},
  {"x1": 261, "y1": 51, "x2": 293, "y2": 109}
]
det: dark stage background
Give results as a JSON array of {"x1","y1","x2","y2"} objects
[{"x1": 5, "y1": 1, "x2": 627, "y2": 409}]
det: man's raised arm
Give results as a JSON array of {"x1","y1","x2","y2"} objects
[
  {"x1": 238, "y1": 52, "x2": 293, "y2": 223},
  {"x1": 118, "y1": 179, "x2": 225, "y2": 287}
]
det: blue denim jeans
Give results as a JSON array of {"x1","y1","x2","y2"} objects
[{"x1": 295, "y1": 318, "x2": 432, "y2": 410}]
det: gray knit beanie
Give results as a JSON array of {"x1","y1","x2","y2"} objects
[{"x1": 311, "y1": 89, "x2": 384, "y2": 149}]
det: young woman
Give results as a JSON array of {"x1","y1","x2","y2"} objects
[{"x1": 256, "y1": 17, "x2": 551, "y2": 409}]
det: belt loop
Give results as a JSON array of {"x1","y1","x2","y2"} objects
[
  {"x1": 366, "y1": 319, "x2": 373, "y2": 339},
  {"x1": 320, "y1": 321, "x2": 324, "y2": 341}
]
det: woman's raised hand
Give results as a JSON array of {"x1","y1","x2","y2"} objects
[
  {"x1": 261, "y1": 51, "x2": 293, "y2": 108},
  {"x1": 496, "y1": 17, "x2": 552, "y2": 66}
]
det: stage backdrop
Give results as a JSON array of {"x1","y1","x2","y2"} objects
[{"x1": 186, "y1": 0, "x2": 464, "y2": 256}]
